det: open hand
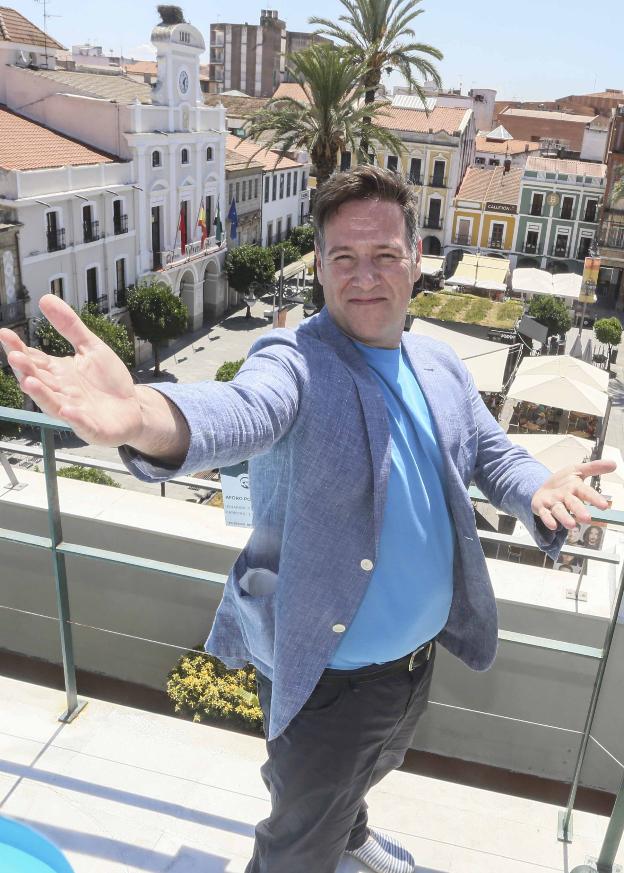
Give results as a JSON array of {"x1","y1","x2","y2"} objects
[
  {"x1": 0, "y1": 294, "x2": 143, "y2": 447},
  {"x1": 531, "y1": 460, "x2": 617, "y2": 531}
]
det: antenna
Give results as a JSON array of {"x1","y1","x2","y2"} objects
[{"x1": 34, "y1": 0, "x2": 61, "y2": 68}]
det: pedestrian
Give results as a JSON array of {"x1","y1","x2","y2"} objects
[{"x1": 0, "y1": 165, "x2": 614, "y2": 873}]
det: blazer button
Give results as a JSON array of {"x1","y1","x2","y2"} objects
[
  {"x1": 332, "y1": 623, "x2": 346, "y2": 633},
  {"x1": 360, "y1": 559, "x2": 374, "y2": 571}
]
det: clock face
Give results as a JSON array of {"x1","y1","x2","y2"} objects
[{"x1": 179, "y1": 69, "x2": 189, "y2": 94}]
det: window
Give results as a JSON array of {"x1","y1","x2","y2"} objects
[
  {"x1": 286, "y1": 215, "x2": 292, "y2": 236},
  {"x1": 46, "y1": 210, "x2": 65, "y2": 252},
  {"x1": 276, "y1": 219, "x2": 282, "y2": 242},
  {"x1": 50, "y1": 277, "x2": 64, "y2": 299},
  {"x1": 272, "y1": 175, "x2": 277, "y2": 201},
  {"x1": 115, "y1": 258, "x2": 126, "y2": 291},
  {"x1": 554, "y1": 231, "x2": 569, "y2": 257},
  {"x1": 248, "y1": 179, "x2": 253, "y2": 199},
  {"x1": 489, "y1": 223, "x2": 505, "y2": 248},
  {"x1": 431, "y1": 160, "x2": 445, "y2": 185},
  {"x1": 267, "y1": 222, "x2": 273, "y2": 246},
  {"x1": 242, "y1": 181, "x2": 246, "y2": 202},
  {"x1": 584, "y1": 199, "x2": 598, "y2": 222},
  {"x1": 113, "y1": 199, "x2": 127, "y2": 234},
  {"x1": 181, "y1": 147, "x2": 189, "y2": 164},
  {"x1": 264, "y1": 177, "x2": 270, "y2": 203},
  {"x1": 409, "y1": 157, "x2": 422, "y2": 181},
  {"x1": 206, "y1": 146, "x2": 213, "y2": 161},
  {"x1": 561, "y1": 196, "x2": 574, "y2": 220},
  {"x1": 279, "y1": 174, "x2": 285, "y2": 199},
  {"x1": 228, "y1": 183, "x2": 233, "y2": 203},
  {"x1": 293, "y1": 172, "x2": 298, "y2": 194},
  {"x1": 82, "y1": 204, "x2": 99, "y2": 243},
  {"x1": 386, "y1": 155, "x2": 398, "y2": 172},
  {"x1": 475, "y1": 156, "x2": 486, "y2": 166},
  {"x1": 254, "y1": 178, "x2": 259, "y2": 199},
  {"x1": 340, "y1": 151, "x2": 352, "y2": 171},
  {"x1": 488, "y1": 158, "x2": 500, "y2": 166},
  {"x1": 236, "y1": 182, "x2": 240, "y2": 202},
  {"x1": 286, "y1": 173, "x2": 291, "y2": 197},
  {"x1": 530, "y1": 192, "x2": 544, "y2": 216},
  {"x1": 152, "y1": 150, "x2": 162, "y2": 168},
  {"x1": 86, "y1": 267, "x2": 98, "y2": 305},
  {"x1": 577, "y1": 236, "x2": 592, "y2": 260},
  {"x1": 301, "y1": 171, "x2": 307, "y2": 190},
  {"x1": 524, "y1": 229, "x2": 539, "y2": 253}
]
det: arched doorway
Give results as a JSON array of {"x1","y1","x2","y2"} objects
[
  {"x1": 178, "y1": 268, "x2": 196, "y2": 327},
  {"x1": 203, "y1": 259, "x2": 222, "y2": 320},
  {"x1": 422, "y1": 236, "x2": 441, "y2": 256}
]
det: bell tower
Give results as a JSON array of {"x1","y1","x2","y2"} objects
[{"x1": 150, "y1": 5, "x2": 205, "y2": 109}]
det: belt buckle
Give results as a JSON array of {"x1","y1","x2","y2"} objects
[{"x1": 408, "y1": 641, "x2": 432, "y2": 672}]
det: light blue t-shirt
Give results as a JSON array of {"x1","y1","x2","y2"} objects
[{"x1": 329, "y1": 340, "x2": 455, "y2": 668}]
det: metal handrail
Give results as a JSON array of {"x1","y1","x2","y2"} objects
[{"x1": 1, "y1": 406, "x2": 624, "y2": 868}]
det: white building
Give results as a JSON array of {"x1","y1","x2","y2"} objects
[
  {"x1": 226, "y1": 135, "x2": 310, "y2": 245},
  {"x1": 2, "y1": 7, "x2": 231, "y2": 329},
  {"x1": 0, "y1": 106, "x2": 137, "y2": 323},
  {"x1": 475, "y1": 125, "x2": 541, "y2": 169}
]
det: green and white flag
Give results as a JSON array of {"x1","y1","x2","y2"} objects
[{"x1": 214, "y1": 202, "x2": 223, "y2": 244}]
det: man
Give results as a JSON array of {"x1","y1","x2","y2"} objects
[{"x1": 0, "y1": 166, "x2": 614, "y2": 873}]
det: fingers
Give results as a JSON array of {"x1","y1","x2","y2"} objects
[
  {"x1": 538, "y1": 500, "x2": 576, "y2": 531},
  {"x1": 38, "y1": 294, "x2": 98, "y2": 354},
  {"x1": 577, "y1": 459, "x2": 617, "y2": 477},
  {"x1": 19, "y1": 375, "x2": 69, "y2": 421},
  {"x1": 574, "y1": 483, "x2": 611, "y2": 510}
]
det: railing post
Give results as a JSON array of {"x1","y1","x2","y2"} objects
[
  {"x1": 595, "y1": 771, "x2": 624, "y2": 872},
  {"x1": 40, "y1": 428, "x2": 87, "y2": 723},
  {"x1": 558, "y1": 554, "x2": 624, "y2": 844}
]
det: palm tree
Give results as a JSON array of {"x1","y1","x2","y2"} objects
[
  {"x1": 243, "y1": 43, "x2": 403, "y2": 185},
  {"x1": 310, "y1": 0, "x2": 443, "y2": 107},
  {"x1": 242, "y1": 43, "x2": 405, "y2": 309}
]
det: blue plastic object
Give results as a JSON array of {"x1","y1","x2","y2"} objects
[{"x1": 0, "y1": 816, "x2": 74, "y2": 873}]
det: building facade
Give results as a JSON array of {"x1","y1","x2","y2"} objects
[
  {"x1": 225, "y1": 150, "x2": 263, "y2": 247},
  {"x1": 2, "y1": 9, "x2": 231, "y2": 329},
  {"x1": 0, "y1": 209, "x2": 27, "y2": 369},
  {"x1": 514, "y1": 156, "x2": 604, "y2": 273},
  {"x1": 597, "y1": 106, "x2": 624, "y2": 308},
  {"x1": 496, "y1": 108, "x2": 598, "y2": 156},
  {"x1": 363, "y1": 98, "x2": 476, "y2": 255},
  {"x1": 474, "y1": 126, "x2": 540, "y2": 169},
  {"x1": 448, "y1": 165, "x2": 523, "y2": 270}
]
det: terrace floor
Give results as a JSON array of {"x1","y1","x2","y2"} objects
[{"x1": 0, "y1": 675, "x2": 621, "y2": 873}]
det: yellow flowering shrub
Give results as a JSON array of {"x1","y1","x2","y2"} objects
[{"x1": 166, "y1": 648, "x2": 264, "y2": 735}]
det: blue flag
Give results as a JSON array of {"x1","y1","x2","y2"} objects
[{"x1": 227, "y1": 197, "x2": 238, "y2": 240}]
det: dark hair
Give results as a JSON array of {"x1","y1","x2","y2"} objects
[{"x1": 312, "y1": 164, "x2": 420, "y2": 260}]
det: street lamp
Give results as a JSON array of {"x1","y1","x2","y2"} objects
[
  {"x1": 242, "y1": 287, "x2": 256, "y2": 319},
  {"x1": 577, "y1": 238, "x2": 600, "y2": 339}
]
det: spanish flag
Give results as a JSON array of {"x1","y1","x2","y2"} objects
[{"x1": 197, "y1": 205, "x2": 207, "y2": 243}]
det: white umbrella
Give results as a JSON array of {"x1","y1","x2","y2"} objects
[
  {"x1": 509, "y1": 433, "x2": 594, "y2": 470},
  {"x1": 507, "y1": 373, "x2": 608, "y2": 417},
  {"x1": 514, "y1": 354, "x2": 609, "y2": 393},
  {"x1": 569, "y1": 333, "x2": 583, "y2": 359},
  {"x1": 582, "y1": 338, "x2": 594, "y2": 364}
]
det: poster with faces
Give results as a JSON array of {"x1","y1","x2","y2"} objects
[{"x1": 553, "y1": 498, "x2": 611, "y2": 575}]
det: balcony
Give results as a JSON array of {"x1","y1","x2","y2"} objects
[
  {"x1": 46, "y1": 228, "x2": 66, "y2": 252},
  {"x1": 487, "y1": 238, "x2": 504, "y2": 250},
  {"x1": 523, "y1": 242, "x2": 539, "y2": 254},
  {"x1": 0, "y1": 299, "x2": 26, "y2": 325},
  {"x1": 93, "y1": 293, "x2": 109, "y2": 314},
  {"x1": 428, "y1": 176, "x2": 446, "y2": 188},
  {"x1": 114, "y1": 287, "x2": 129, "y2": 308},
  {"x1": 551, "y1": 242, "x2": 569, "y2": 258},
  {"x1": 599, "y1": 223, "x2": 624, "y2": 251},
  {"x1": 113, "y1": 214, "x2": 128, "y2": 235},
  {"x1": 1, "y1": 406, "x2": 624, "y2": 872},
  {"x1": 408, "y1": 175, "x2": 423, "y2": 186},
  {"x1": 530, "y1": 208, "x2": 543, "y2": 217},
  {"x1": 422, "y1": 217, "x2": 443, "y2": 230},
  {"x1": 584, "y1": 210, "x2": 598, "y2": 223},
  {"x1": 162, "y1": 235, "x2": 223, "y2": 269},
  {"x1": 83, "y1": 219, "x2": 101, "y2": 244},
  {"x1": 453, "y1": 234, "x2": 471, "y2": 246}
]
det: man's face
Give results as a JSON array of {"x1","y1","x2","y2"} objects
[{"x1": 316, "y1": 198, "x2": 421, "y2": 349}]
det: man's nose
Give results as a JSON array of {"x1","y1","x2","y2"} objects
[{"x1": 352, "y1": 257, "x2": 379, "y2": 289}]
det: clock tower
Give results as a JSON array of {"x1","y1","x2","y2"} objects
[{"x1": 150, "y1": 8, "x2": 205, "y2": 109}]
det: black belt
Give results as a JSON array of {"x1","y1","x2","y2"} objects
[{"x1": 320, "y1": 639, "x2": 435, "y2": 682}]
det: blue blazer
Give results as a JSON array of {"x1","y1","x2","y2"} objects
[{"x1": 121, "y1": 307, "x2": 567, "y2": 740}]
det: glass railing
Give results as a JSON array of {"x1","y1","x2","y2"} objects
[{"x1": 1, "y1": 405, "x2": 623, "y2": 869}]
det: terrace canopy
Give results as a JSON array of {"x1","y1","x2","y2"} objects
[
  {"x1": 446, "y1": 253, "x2": 509, "y2": 293},
  {"x1": 511, "y1": 268, "x2": 582, "y2": 301}
]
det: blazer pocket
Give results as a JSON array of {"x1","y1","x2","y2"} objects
[{"x1": 232, "y1": 568, "x2": 277, "y2": 668}]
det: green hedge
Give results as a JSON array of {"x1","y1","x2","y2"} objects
[
  {"x1": 215, "y1": 359, "x2": 244, "y2": 382},
  {"x1": 57, "y1": 466, "x2": 121, "y2": 487}
]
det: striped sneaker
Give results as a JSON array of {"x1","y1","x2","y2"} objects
[{"x1": 345, "y1": 827, "x2": 416, "y2": 873}]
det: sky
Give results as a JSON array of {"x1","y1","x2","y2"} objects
[{"x1": 10, "y1": 0, "x2": 623, "y2": 101}]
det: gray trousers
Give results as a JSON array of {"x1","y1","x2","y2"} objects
[{"x1": 244, "y1": 644, "x2": 436, "y2": 873}]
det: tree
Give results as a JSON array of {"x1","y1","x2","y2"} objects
[
  {"x1": 527, "y1": 295, "x2": 572, "y2": 338},
  {"x1": 57, "y1": 465, "x2": 121, "y2": 487},
  {"x1": 288, "y1": 223, "x2": 315, "y2": 256},
  {"x1": 0, "y1": 370, "x2": 23, "y2": 439},
  {"x1": 215, "y1": 359, "x2": 245, "y2": 382},
  {"x1": 157, "y1": 5, "x2": 185, "y2": 25},
  {"x1": 310, "y1": 0, "x2": 443, "y2": 107},
  {"x1": 594, "y1": 317, "x2": 622, "y2": 364},
  {"x1": 243, "y1": 43, "x2": 404, "y2": 308},
  {"x1": 127, "y1": 281, "x2": 189, "y2": 376},
  {"x1": 225, "y1": 245, "x2": 276, "y2": 316},
  {"x1": 35, "y1": 303, "x2": 135, "y2": 369},
  {"x1": 269, "y1": 240, "x2": 300, "y2": 271}
]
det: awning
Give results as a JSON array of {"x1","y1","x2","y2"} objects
[
  {"x1": 514, "y1": 354, "x2": 609, "y2": 393},
  {"x1": 275, "y1": 249, "x2": 315, "y2": 281},
  {"x1": 410, "y1": 317, "x2": 510, "y2": 392},
  {"x1": 420, "y1": 256, "x2": 445, "y2": 277},
  {"x1": 446, "y1": 253, "x2": 509, "y2": 293},
  {"x1": 511, "y1": 268, "x2": 582, "y2": 301},
  {"x1": 507, "y1": 373, "x2": 608, "y2": 417}
]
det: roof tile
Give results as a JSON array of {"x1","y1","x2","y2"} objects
[
  {"x1": 525, "y1": 155, "x2": 606, "y2": 177},
  {"x1": 0, "y1": 6, "x2": 65, "y2": 50},
  {"x1": 226, "y1": 134, "x2": 304, "y2": 171},
  {"x1": 456, "y1": 165, "x2": 523, "y2": 206}
]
